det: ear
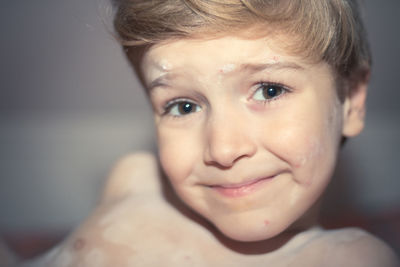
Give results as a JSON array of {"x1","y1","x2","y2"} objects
[{"x1": 342, "y1": 73, "x2": 369, "y2": 137}]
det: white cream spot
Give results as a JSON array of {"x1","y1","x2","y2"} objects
[
  {"x1": 260, "y1": 55, "x2": 280, "y2": 65},
  {"x1": 159, "y1": 59, "x2": 172, "y2": 71},
  {"x1": 220, "y1": 63, "x2": 236, "y2": 74},
  {"x1": 84, "y1": 248, "x2": 106, "y2": 267}
]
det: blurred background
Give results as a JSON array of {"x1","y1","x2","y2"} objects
[{"x1": 0, "y1": 0, "x2": 399, "y2": 260}]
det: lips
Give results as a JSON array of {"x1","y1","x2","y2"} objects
[{"x1": 209, "y1": 176, "x2": 275, "y2": 198}]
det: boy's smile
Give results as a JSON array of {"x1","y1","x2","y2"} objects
[{"x1": 141, "y1": 33, "x2": 358, "y2": 242}]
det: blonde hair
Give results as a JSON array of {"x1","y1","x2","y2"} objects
[{"x1": 113, "y1": 0, "x2": 371, "y2": 79}]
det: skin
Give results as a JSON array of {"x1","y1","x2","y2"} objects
[
  {"x1": 142, "y1": 34, "x2": 355, "y2": 242},
  {"x1": 16, "y1": 32, "x2": 399, "y2": 266},
  {"x1": 19, "y1": 153, "x2": 399, "y2": 267}
]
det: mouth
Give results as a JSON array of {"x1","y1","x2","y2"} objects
[{"x1": 208, "y1": 176, "x2": 275, "y2": 198}]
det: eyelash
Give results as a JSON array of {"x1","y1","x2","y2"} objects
[
  {"x1": 162, "y1": 98, "x2": 201, "y2": 117},
  {"x1": 160, "y1": 81, "x2": 291, "y2": 117},
  {"x1": 250, "y1": 81, "x2": 291, "y2": 104}
]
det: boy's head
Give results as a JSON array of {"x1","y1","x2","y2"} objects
[
  {"x1": 114, "y1": 0, "x2": 371, "y2": 83},
  {"x1": 113, "y1": 0, "x2": 370, "y2": 242}
]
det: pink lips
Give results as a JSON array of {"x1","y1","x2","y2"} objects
[{"x1": 210, "y1": 177, "x2": 274, "y2": 198}]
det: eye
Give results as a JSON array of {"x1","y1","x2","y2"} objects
[
  {"x1": 252, "y1": 83, "x2": 287, "y2": 101},
  {"x1": 164, "y1": 100, "x2": 201, "y2": 116}
]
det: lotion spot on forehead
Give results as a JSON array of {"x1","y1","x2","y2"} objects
[
  {"x1": 219, "y1": 63, "x2": 236, "y2": 74},
  {"x1": 260, "y1": 55, "x2": 281, "y2": 65},
  {"x1": 159, "y1": 59, "x2": 172, "y2": 71}
]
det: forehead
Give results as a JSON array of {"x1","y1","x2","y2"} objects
[
  {"x1": 141, "y1": 34, "x2": 315, "y2": 84},
  {"x1": 140, "y1": 35, "x2": 324, "y2": 90}
]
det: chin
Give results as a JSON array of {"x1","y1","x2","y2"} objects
[
  {"x1": 229, "y1": 232, "x2": 276, "y2": 242},
  {"x1": 214, "y1": 219, "x2": 285, "y2": 242}
]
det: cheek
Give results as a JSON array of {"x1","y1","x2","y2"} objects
[
  {"x1": 266, "y1": 102, "x2": 342, "y2": 184},
  {"x1": 264, "y1": 115, "x2": 340, "y2": 212},
  {"x1": 292, "y1": 134, "x2": 326, "y2": 170},
  {"x1": 272, "y1": 118, "x2": 326, "y2": 165},
  {"x1": 157, "y1": 127, "x2": 200, "y2": 185}
]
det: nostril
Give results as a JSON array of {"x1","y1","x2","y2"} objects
[
  {"x1": 204, "y1": 145, "x2": 256, "y2": 169},
  {"x1": 204, "y1": 116, "x2": 257, "y2": 168}
]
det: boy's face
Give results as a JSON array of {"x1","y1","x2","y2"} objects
[{"x1": 141, "y1": 33, "x2": 359, "y2": 242}]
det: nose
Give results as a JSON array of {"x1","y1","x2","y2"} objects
[{"x1": 204, "y1": 111, "x2": 257, "y2": 168}]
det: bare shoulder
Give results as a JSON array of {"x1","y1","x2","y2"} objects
[
  {"x1": 20, "y1": 194, "x2": 214, "y2": 266},
  {"x1": 313, "y1": 227, "x2": 400, "y2": 267},
  {"x1": 18, "y1": 152, "x2": 213, "y2": 266},
  {"x1": 18, "y1": 154, "x2": 221, "y2": 267},
  {"x1": 100, "y1": 151, "x2": 163, "y2": 203}
]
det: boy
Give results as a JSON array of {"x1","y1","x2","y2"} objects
[{"x1": 18, "y1": 0, "x2": 399, "y2": 266}]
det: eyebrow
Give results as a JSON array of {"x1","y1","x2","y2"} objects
[
  {"x1": 147, "y1": 73, "x2": 180, "y2": 91},
  {"x1": 236, "y1": 62, "x2": 304, "y2": 72},
  {"x1": 147, "y1": 61, "x2": 304, "y2": 91}
]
